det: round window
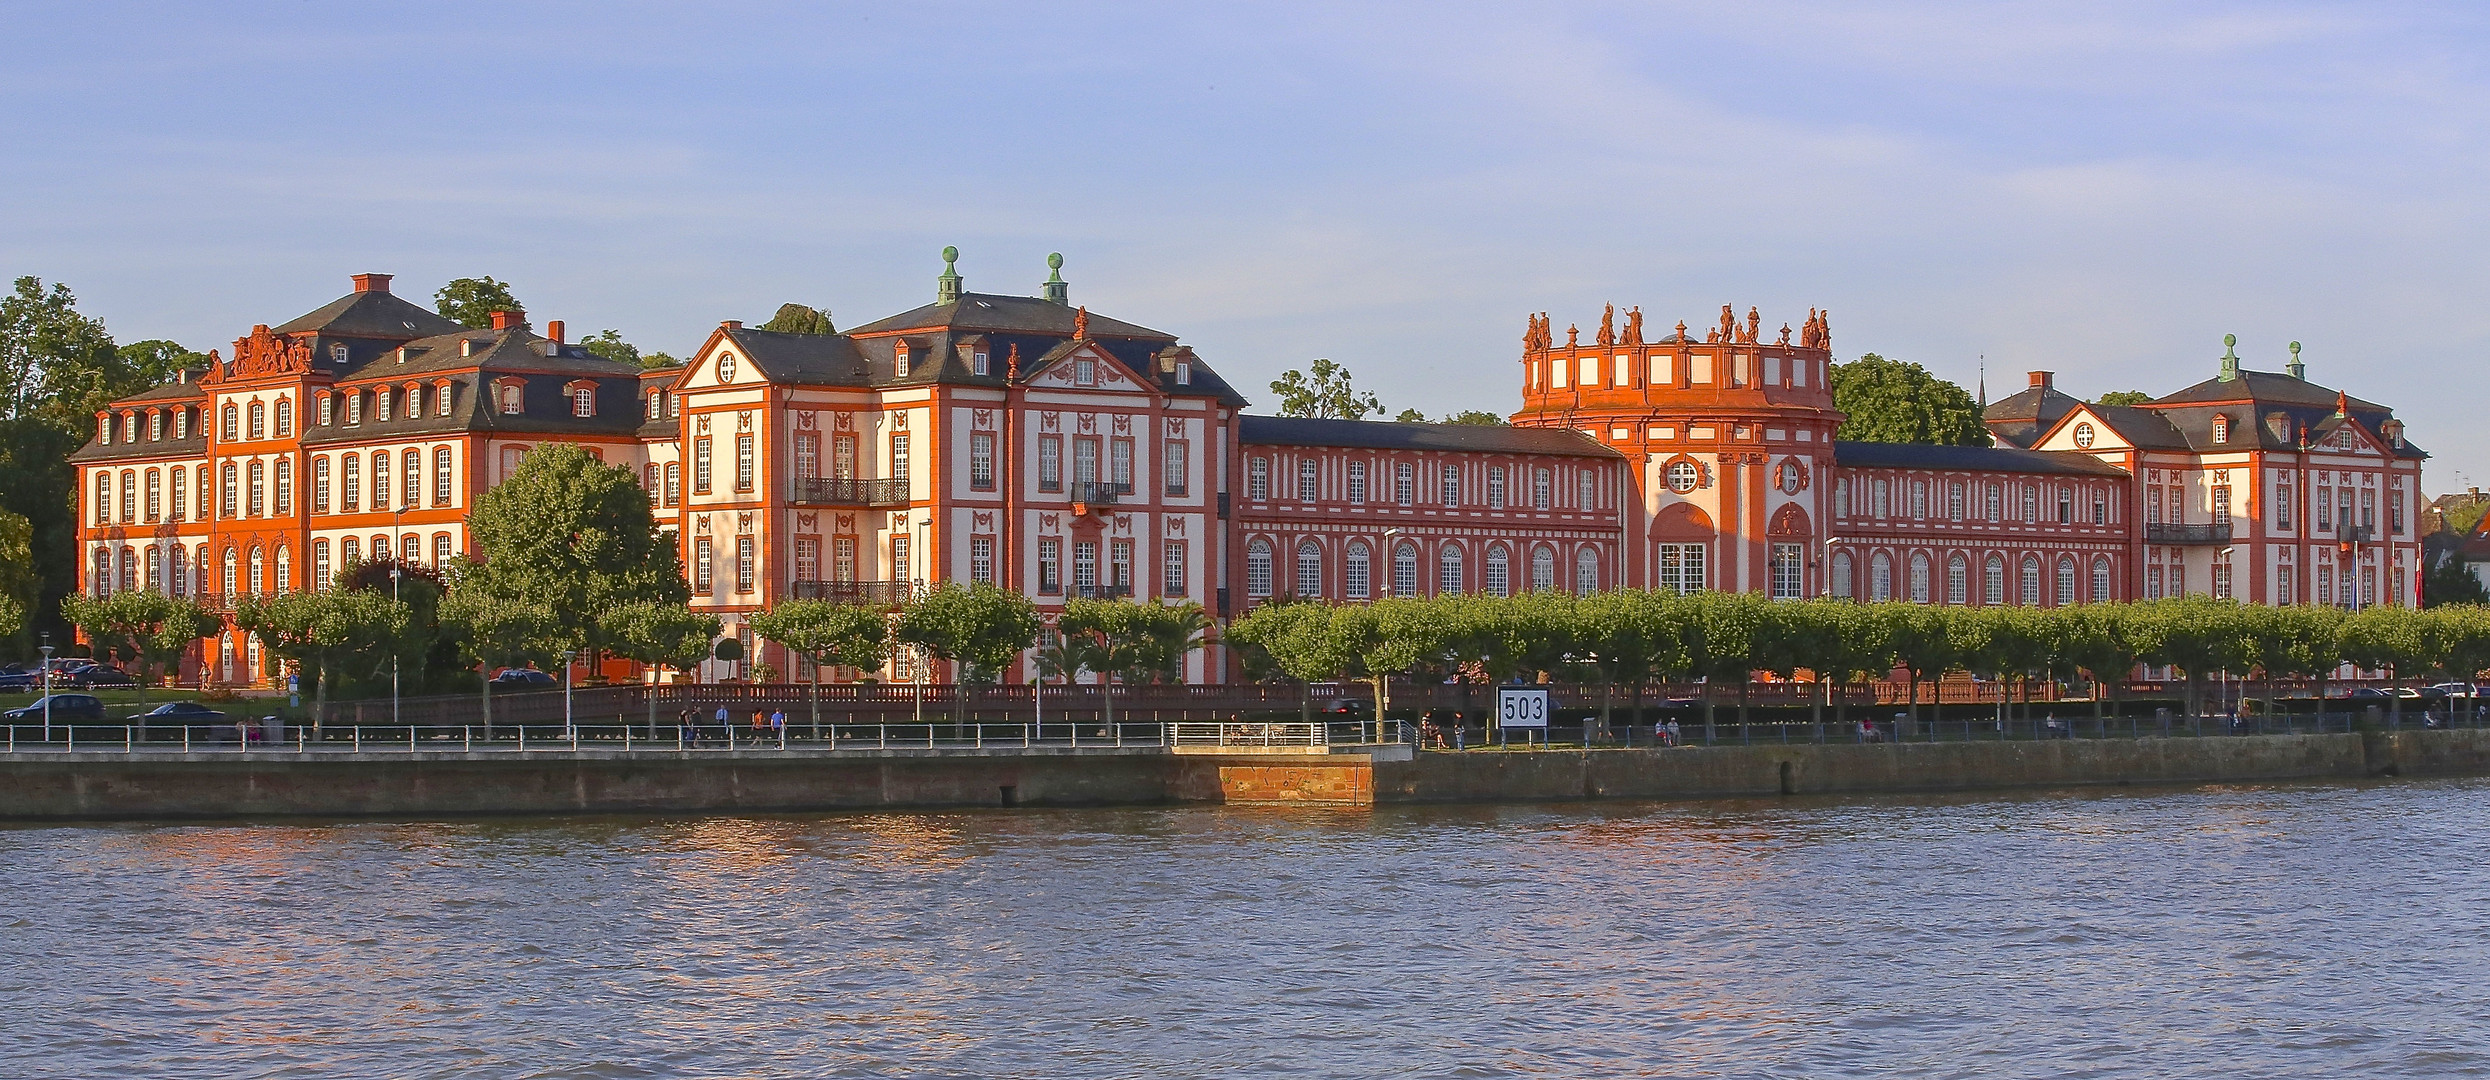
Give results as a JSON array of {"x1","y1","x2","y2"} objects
[
  {"x1": 2073, "y1": 422, "x2": 2095, "y2": 449},
  {"x1": 717, "y1": 353, "x2": 737, "y2": 384},
  {"x1": 1778, "y1": 460, "x2": 1804, "y2": 494},
  {"x1": 1666, "y1": 461, "x2": 1700, "y2": 493}
]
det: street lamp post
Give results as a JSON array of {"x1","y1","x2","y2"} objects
[
  {"x1": 561, "y1": 648, "x2": 578, "y2": 738},
  {"x1": 39, "y1": 635, "x2": 54, "y2": 742},
  {"x1": 391, "y1": 510, "x2": 404, "y2": 727}
]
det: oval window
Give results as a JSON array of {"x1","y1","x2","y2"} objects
[
  {"x1": 2073, "y1": 422, "x2": 2095, "y2": 448},
  {"x1": 1778, "y1": 460, "x2": 1804, "y2": 494},
  {"x1": 1666, "y1": 461, "x2": 1700, "y2": 493}
]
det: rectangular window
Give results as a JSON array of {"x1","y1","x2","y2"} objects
[
  {"x1": 1072, "y1": 541, "x2": 1097, "y2": 591},
  {"x1": 1400, "y1": 463, "x2": 1419, "y2": 507},
  {"x1": 1911, "y1": 481, "x2": 1928, "y2": 519},
  {"x1": 571, "y1": 387, "x2": 594, "y2": 417},
  {"x1": 833, "y1": 536, "x2": 856, "y2": 581},
  {"x1": 145, "y1": 470, "x2": 161, "y2": 522},
  {"x1": 341, "y1": 456, "x2": 361, "y2": 511},
  {"x1": 274, "y1": 460, "x2": 292, "y2": 515},
  {"x1": 1297, "y1": 459, "x2": 1318, "y2": 501},
  {"x1": 313, "y1": 541, "x2": 331, "y2": 591},
  {"x1": 645, "y1": 463, "x2": 661, "y2": 497},
  {"x1": 2147, "y1": 486, "x2": 2163, "y2": 524},
  {"x1": 1533, "y1": 469, "x2": 1551, "y2": 511},
  {"x1": 2057, "y1": 488, "x2": 2073, "y2": 524},
  {"x1": 970, "y1": 536, "x2": 993, "y2": 583},
  {"x1": 2362, "y1": 488, "x2": 2376, "y2": 531},
  {"x1": 1110, "y1": 438, "x2": 1133, "y2": 493},
  {"x1": 794, "y1": 537, "x2": 819, "y2": 581},
  {"x1": 1441, "y1": 465, "x2": 1462, "y2": 506},
  {"x1": 736, "y1": 535, "x2": 756, "y2": 593},
  {"x1": 1985, "y1": 483, "x2": 2001, "y2": 522},
  {"x1": 1039, "y1": 436, "x2": 1063, "y2": 492},
  {"x1": 1038, "y1": 539, "x2": 1061, "y2": 593},
  {"x1": 1247, "y1": 457, "x2": 1268, "y2": 500},
  {"x1": 1163, "y1": 540, "x2": 1187, "y2": 595},
  {"x1": 890, "y1": 433, "x2": 911, "y2": 484},
  {"x1": 1835, "y1": 479, "x2": 1850, "y2": 519},
  {"x1": 2389, "y1": 489, "x2": 2404, "y2": 534},
  {"x1": 1770, "y1": 543, "x2": 1803, "y2": 599},
  {"x1": 313, "y1": 457, "x2": 332, "y2": 513},
  {"x1": 2276, "y1": 481, "x2": 2293, "y2": 530},
  {"x1": 795, "y1": 433, "x2": 819, "y2": 479},
  {"x1": 433, "y1": 448, "x2": 453, "y2": 506},
  {"x1": 694, "y1": 538, "x2": 713, "y2": 592},
  {"x1": 1347, "y1": 462, "x2": 1368, "y2": 504},
  {"x1": 2213, "y1": 561, "x2": 2233, "y2": 600},
  {"x1": 2021, "y1": 486, "x2": 2038, "y2": 524},
  {"x1": 1075, "y1": 438, "x2": 1100, "y2": 487},
  {"x1": 1110, "y1": 539, "x2": 1132, "y2": 589},
  {"x1": 735, "y1": 433, "x2": 755, "y2": 492},
  {"x1": 1575, "y1": 470, "x2": 1593, "y2": 511},
  {"x1": 2091, "y1": 491, "x2": 2106, "y2": 525},
  {"x1": 970, "y1": 432, "x2": 995, "y2": 491},
  {"x1": 693, "y1": 437, "x2": 713, "y2": 494},
  {"x1": 890, "y1": 534, "x2": 911, "y2": 583},
  {"x1": 2212, "y1": 485, "x2": 2231, "y2": 523},
  {"x1": 1488, "y1": 466, "x2": 1507, "y2": 509},
  {"x1": 1656, "y1": 543, "x2": 1706, "y2": 596},
  {"x1": 1165, "y1": 440, "x2": 1189, "y2": 497},
  {"x1": 1948, "y1": 482, "x2": 1964, "y2": 521}
]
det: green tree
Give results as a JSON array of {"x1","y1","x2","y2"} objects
[
  {"x1": 2422, "y1": 557, "x2": 2490, "y2": 607},
  {"x1": 1393, "y1": 408, "x2": 1508, "y2": 426},
  {"x1": 1877, "y1": 602, "x2": 1958, "y2": 728},
  {"x1": 2129, "y1": 598, "x2": 2254, "y2": 719},
  {"x1": 2093, "y1": 390, "x2": 2154, "y2": 407},
  {"x1": 461, "y1": 445, "x2": 690, "y2": 666},
  {"x1": 1, "y1": 277, "x2": 138, "y2": 647},
  {"x1": 2339, "y1": 605, "x2": 2429, "y2": 725},
  {"x1": 579, "y1": 329, "x2": 678, "y2": 369},
  {"x1": 232, "y1": 590, "x2": 408, "y2": 733},
  {"x1": 757, "y1": 303, "x2": 834, "y2": 335},
  {"x1": 2442, "y1": 501, "x2": 2490, "y2": 539},
  {"x1": 1685, "y1": 592, "x2": 1769, "y2": 735},
  {"x1": 1829, "y1": 354, "x2": 1987, "y2": 445},
  {"x1": 1268, "y1": 357, "x2": 1384, "y2": 420},
  {"x1": 61, "y1": 590, "x2": 216, "y2": 699},
  {"x1": 2052, "y1": 604, "x2": 2141, "y2": 718},
  {"x1": 895, "y1": 582, "x2": 1040, "y2": 684},
  {"x1": 749, "y1": 599, "x2": 883, "y2": 732},
  {"x1": 439, "y1": 588, "x2": 559, "y2": 734},
  {"x1": 1054, "y1": 598, "x2": 1208, "y2": 730},
  {"x1": 2427, "y1": 606, "x2": 2490, "y2": 687},
  {"x1": 1573, "y1": 590, "x2": 1694, "y2": 738},
  {"x1": 115, "y1": 339, "x2": 207, "y2": 384},
  {"x1": 1227, "y1": 601, "x2": 1354, "y2": 723},
  {"x1": 2237, "y1": 604, "x2": 2343, "y2": 719},
  {"x1": 434, "y1": 276, "x2": 521, "y2": 328},
  {"x1": 0, "y1": 508, "x2": 32, "y2": 644}
]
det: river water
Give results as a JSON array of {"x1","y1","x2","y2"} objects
[{"x1": 4, "y1": 779, "x2": 2486, "y2": 1079}]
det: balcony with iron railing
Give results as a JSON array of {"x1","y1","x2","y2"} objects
[
  {"x1": 1069, "y1": 481, "x2": 1130, "y2": 507},
  {"x1": 789, "y1": 477, "x2": 909, "y2": 507},
  {"x1": 1071, "y1": 583, "x2": 1135, "y2": 600},
  {"x1": 2145, "y1": 522, "x2": 2232, "y2": 544},
  {"x1": 788, "y1": 579, "x2": 916, "y2": 606}
]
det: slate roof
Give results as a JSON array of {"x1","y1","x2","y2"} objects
[
  {"x1": 2048, "y1": 369, "x2": 2424, "y2": 459},
  {"x1": 270, "y1": 289, "x2": 464, "y2": 339},
  {"x1": 1241, "y1": 415, "x2": 1622, "y2": 458},
  {"x1": 1982, "y1": 381, "x2": 2083, "y2": 448},
  {"x1": 1832, "y1": 440, "x2": 2132, "y2": 478},
  {"x1": 846, "y1": 292, "x2": 1173, "y2": 341}
]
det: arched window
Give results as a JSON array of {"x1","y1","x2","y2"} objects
[
  {"x1": 220, "y1": 463, "x2": 238, "y2": 517},
  {"x1": 371, "y1": 452, "x2": 389, "y2": 508},
  {"x1": 274, "y1": 546, "x2": 290, "y2": 593},
  {"x1": 1909, "y1": 552, "x2": 1932, "y2": 604},
  {"x1": 314, "y1": 540, "x2": 332, "y2": 591},
  {"x1": 145, "y1": 546, "x2": 161, "y2": 591},
  {"x1": 2020, "y1": 556, "x2": 2042, "y2": 606},
  {"x1": 275, "y1": 398, "x2": 292, "y2": 436},
  {"x1": 168, "y1": 543, "x2": 186, "y2": 595},
  {"x1": 341, "y1": 536, "x2": 361, "y2": 567},
  {"x1": 1947, "y1": 554, "x2": 1968, "y2": 605},
  {"x1": 1439, "y1": 545, "x2": 1464, "y2": 596},
  {"x1": 433, "y1": 447, "x2": 453, "y2": 505},
  {"x1": 221, "y1": 547, "x2": 238, "y2": 597},
  {"x1": 1394, "y1": 543, "x2": 1418, "y2": 597},
  {"x1": 221, "y1": 404, "x2": 238, "y2": 441},
  {"x1": 1530, "y1": 545, "x2": 1556, "y2": 592},
  {"x1": 1485, "y1": 545, "x2": 1511, "y2": 597},
  {"x1": 342, "y1": 454, "x2": 361, "y2": 511},
  {"x1": 1831, "y1": 551, "x2": 1854, "y2": 599},
  {"x1": 402, "y1": 449, "x2": 421, "y2": 508},
  {"x1": 1296, "y1": 540, "x2": 1322, "y2": 598},
  {"x1": 2057, "y1": 556, "x2": 2078, "y2": 605},
  {"x1": 247, "y1": 461, "x2": 265, "y2": 516},
  {"x1": 401, "y1": 533, "x2": 420, "y2": 563},
  {"x1": 1574, "y1": 547, "x2": 1600, "y2": 594},
  {"x1": 1984, "y1": 554, "x2": 2006, "y2": 606},
  {"x1": 274, "y1": 459, "x2": 292, "y2": 515},
  {"x1": 91, "y1": 549, "x2": 110, "y2": 597},
  {"x1": 433, "y1": 533, "x2": 452, "y2": 566},
  {"x1": 247, "y1": 401, "x2": 265, "y2": 440},
  {"x1": 1345, "y1": 541, "x2": 1371, "y2": 599},
  {"x1": 499, "y1": 383, "x2": 522, "y2": 415},
  {"x1": 249, "y1": 546, "x2": 265, "y2": 595},
  {"x1": 1870, "y1": 551, "x2": 1893, "y2": 602},
  {"x1": 119, "y1": 469, "x2": 135, "y2": 522},
  {"x1": 2092, "y1": 557, "x2": 2112, "y2": 602}
]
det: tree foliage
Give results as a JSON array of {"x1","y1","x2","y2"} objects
[
  {"x1": 2094, "y1": 390, "x2": 2154, "y2": 407},
  {"x1": 2423, "y1": 556, "x2": 2490, "y2": 608},
  {"x1": 0, "y1": 507, "x2": 32, "y2": 642},
  {"x1": 1829, "y1": 353, "x2": 1988, "y2": 445},
  {"x1": 1269, "y1": 357, "x2": 1384, "y2": 420},
  {"x1": 895, "y1": 582, "x2": 1041, "y2": 683},
  {"x1": 579, "y1": 329, "x2": 678, "y2": 369},
  {"x1": 434, "y1": 276, "x2": 522, "y2": 328},
  {"x1": 233, "y1": 590, "x2": 408, "y2": 730},
  {"x1": 59, "y1": 590, "x2": 217, "y2": 694},
  {"x1": 751, "y1": 600, "x2": 884, "y2": 675},
  {"x1": 459, "y1": 444, "x2": 689, "y2": 663},
  {"x1": 757, "y1": 303, "x2": 834, "y2": 335},
  {"x1": 1394, "y1": 408, "x2": 1509, "y2": 426}
]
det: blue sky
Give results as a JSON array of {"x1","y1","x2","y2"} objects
[{"x1": 6, "y1": 2, "x2": 2488, "y2": 481}]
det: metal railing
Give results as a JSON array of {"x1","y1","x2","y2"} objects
[
  {"x1": 2146, "y1": 522, "x2": 2232, "y2": 544},
  {"x1": 1072, "y1": 583, "x2": 1134, "y2": 600},
  {"x1": 0, "y1": 718, "x2": 1406, "y2": 756},
  {"x1": 788, "y1": 579, "x2": 914, "y2": 605},
  {"x1": 790, "y1": 477, "x2": 908, "y2": 507},
  {"x1": 1070, "y1": 481, "x2": 1127, "y2": 506}
]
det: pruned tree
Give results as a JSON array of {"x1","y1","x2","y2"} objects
[
  {"x1": 439, "y1": 588, "x2": 560, "y2": 736},
  {"x1": 749, "y1": 599, "x2": 882, "y2": 734},
  {"x1": 232, "y1": 591, "x2": 408, "y2": 734}
]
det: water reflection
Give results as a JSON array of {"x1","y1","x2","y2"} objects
[{"x1": 2, "y1": 778, "x2": 2485, "y2": 1078}]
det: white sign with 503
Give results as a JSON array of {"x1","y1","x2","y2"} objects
[{"x1": 1498, "y1": 687, "x2": 1550, "y2": 728}]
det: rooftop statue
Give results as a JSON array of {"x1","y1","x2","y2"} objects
[
  {"x1": 1624, "y1": 307, "x2": 1644, "y2": 346},
  {"x1": 1778, "y1": 323, "x2": 1792, "y2": 346},
  {"x1": 1744, "y1": 307, "x2": 1761, "y2": 344},
  {"x1": 1597, "y1": 304, "x2": 1615, "y2": 348}
]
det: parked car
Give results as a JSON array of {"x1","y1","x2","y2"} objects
[
  {"x1": 1320, "y1": 698, "x2": 1372, "y2": 718},
  {"x1": 69, "y1": 665, "x2": 138, "y2": 687},
  {"x1": 124, "y1": 701, "x2": 226, "y2": 724},
  {"x1": 2, "y1": 694, "x2": 106, "y2": 723},
  {"x1": 491, "y1": 668, "x2": 558, "y2": 686},
  {"x1": 2426, "y1": 682, "x2": 2482, "y2": 701},
  {"x1": 0, "y1": 669, "x2": 36, "y2": 693}
]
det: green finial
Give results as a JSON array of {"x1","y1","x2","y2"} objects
[
  {"x1": 2219, "y1": 333, "x2": 2240, "y2": 381},
  {"x1": 937, "y1": 246, "x2": 962, "y2": 304},
  {"x1": 2223, "y1": 333, "x2": 2237, "y2": 353},
  {"x1": 1047, "y1": 251, "x2": 1064, "y2": 277},
  {"x1": 1042, "y1": 251, "x2": 1069, "y2": 305},
  {"x1": 2286, "y1": 340, "x2": 2305, "y2": 380}
]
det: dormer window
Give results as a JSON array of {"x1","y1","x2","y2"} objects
[
  {"x1": 148, "y1": 411, "x2": 163, "y2": 441},
  {"x1": 174, "y1": 410, "x2": 188, "y2": 440},
  {"x1": 569, "y1": 383, "x2": 596, "y2": 417},
  {"x1": 436, "y1": 382, "x2": 454, "y2": 416},
  {"x1": 646, "y1": 393, "x2": 662, "y2": 420},
  {"x1": 498, "y1": 382, "x2": 522, "y2": 415},
  {"x1": 2211, "y1": 415, "x2": 2229, "y2": 444},
  {"x1": 973, "y1": 349, "x2": 990, "y2": 376},
  {"x1": 98, "y1": 414, "x2": 111, "y2": 445},
  {"x1": 329, "y1": 342, "x2": 349, "y2": 364},
  {"x1": 894, "y1": 343, "x2": 912, "y2": 379},
  {"x1": 346, "y1": 394, "x2": 363, "y2": 425},
  {"x1": 317, "y1": 394, "x2": 333, "y2": 426},
  {"x1": 376, "y1": 389, "x2": 392, "y2": 422},
  {"x1": 1075, "y1": 355, "x2": 1097, "y2": 386}
]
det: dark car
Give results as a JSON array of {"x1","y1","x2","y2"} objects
[
  {"x1": 492, "y1": 668, "x2": 558, "y2": 686},
  {"x1": 69, "y1": 665, "x2": 138, "y2": 687},
  {"x1": 1320, "y1": 698, "x2": 1372, "y2": 717},
  {"x1": 3, "y1": 695, "x2": 106, "y2": 723},
  {"x1": 0, "y1": 669, "x2": 35, "y2": 693},
  {"x1": 125, "y1": 702, "x2": 226, "y2": 724}
]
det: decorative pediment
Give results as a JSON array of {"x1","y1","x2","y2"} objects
[
  {"x1": 1166, "y1": 516, "x2": 1187, "y2": 536},
  {"x1": 797, "y1": 513, "x2": 817, "y2": 530},
  {"x1": 229, "y1": 325, "x2": 312, "y2": 380},
  {"x1": 1165, "y1": 417, "x2": 1186, "y2": 437},
  {"x1": 972, "y1": 511, "x2": 995, "y2": 533}
]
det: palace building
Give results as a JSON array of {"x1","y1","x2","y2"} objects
[{"x1": 69, "y1": 260, "x2": 2426, "y2": 687}]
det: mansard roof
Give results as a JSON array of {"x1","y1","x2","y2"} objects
[
  {"x1": 1240, "y1": 415, "x2": 1623, "y2": 458},
  {"x1": 1981, "y1": 382, "x2": 2082, "y2": 448},
  {"x1": 1831, "y1": 440, "x2": 2131, "y2": 479},
  {"x1": 333, "y1": 326, "x2": 641, "y2": 383},
  {"x1": 846, "y1": 291, "x2": 1174, "y2": 341},
  {"x1": 271, "y1": 288, "x2": 464, "y2": 340}
]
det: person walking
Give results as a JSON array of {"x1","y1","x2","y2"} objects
[
  {"x1": 714, "y1": 705, "x2": 731, "y2": 743},
  {"x1": 770, "y1": 708, "x2": 787, "y2": 743}
]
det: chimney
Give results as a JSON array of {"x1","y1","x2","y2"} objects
[
  {"x1": 352, "y1": 273, "x2": 393, "y2": 294},
  {"x1": 489, "y1": 309, "x2": 525, "y2": 332},
  {"x1": 547, "y1": 320, "x2": 565, "y2": 345},
  {"x1": 1043, "y1": 252, "x2": 1068, "y2": 305},
  {"x1": 721, "y1": 320, "x2": 742, "y2": 331},
  {"x1": 177, "y1": 368, "x2": 187, "y2": 384},
  {"x1": 2028, "y1": 371, "x2": 2054, "y2": 390},
  {"x1": 2287, "y1": 340, "x2": 2305, "y2": 380}
]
